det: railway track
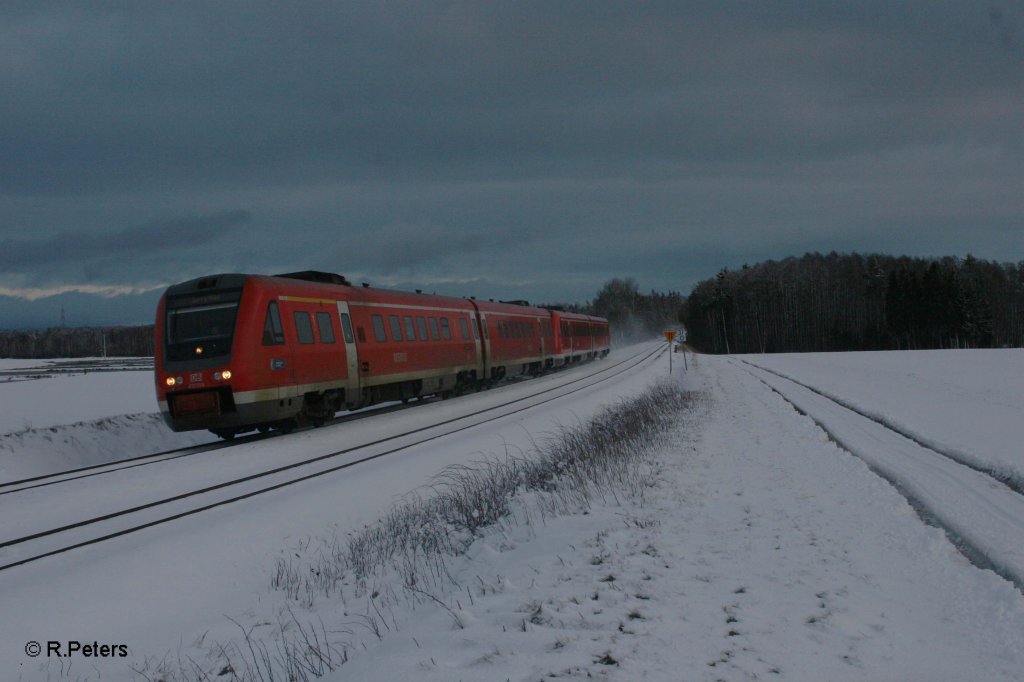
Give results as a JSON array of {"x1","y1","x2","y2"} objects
[
  {"x1": 735, "y1": 358, "x2": 1024, "y2": 593},
  {"x1": 0, "y1": 347, "x2": 656, "y2": 495},
  {"x1": 0, "y1": 343, "x2": 665, "y2": 573},
  {"x1": 0, "y1": 398, "x2": 457, "y2": 496}
]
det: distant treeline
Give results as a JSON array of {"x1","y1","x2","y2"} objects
[
  {"x1": 583, "y1": 277, "x2": 685, "y2": 343},
  {"x1": 0, "y1": 326, "x2": 154, "y2": 359},
  {"x1": 683, "y1": 252, "x2": 1024, "y2": 354}
]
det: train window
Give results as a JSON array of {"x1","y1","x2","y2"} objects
[
  {"x1": 294, "y1": 311, "x2": 315, "y2": 344},
  {"x1": 459, "y1": 318, "x2": 469, "y2": 339},
  {"x1": 496, "y1": 321, "x2": 504, "y2": 339},
  {"x1": 262, "y1": 301, "x2": 285, "y2": 345},
  {"x1": 416, "y1": 316, "x2": 428, "y2": 341},
  {"x1": 428, "y1": 317, "x2": 440, "y2": 340},
  {"x1": 316, "y1": 312, "x2": 336, "y2": 344},
  {"x1": 389, "y1": 315, "x2": 403, "y2": 341},
  {"x1": 357, "y1": 326, "x2": 366, "y2": 342},
  {"x1": 404, "y1": 316, "x2": 416, "y2": 341},
  {"x1": 372, "y1": 315, "x2": 386, "y2": 342},
  {"x1": 473, "y1": 320, "x2": 480, "y2": 340},
  {"x1": 339, "y1": 313, "x2": 355, "y2": 343},
  {"x1": 440, "y1": 317, "x2": 451, "y2": 340}
]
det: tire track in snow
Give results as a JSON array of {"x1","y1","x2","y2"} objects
[
  {"x1": 732, "y1": 359, "x2": 1024, "y2": 595},
  {"x1": 739, "y1": 359, "x2": 1023, "y2": 495}
]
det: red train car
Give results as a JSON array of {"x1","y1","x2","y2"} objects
[
  {"x1": 155, "y1": 271, "x2": 610, "y2": 438},
  {"x1": 550, "y1": 310, "x2": 611, "y2": 365},
  {"x1": 472, "y1": 299, "x2": 553, "y2": 381}
]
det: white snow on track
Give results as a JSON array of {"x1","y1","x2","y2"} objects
[{"x1": 1, "y1": 346, "x2": 1023, "y2": 681}]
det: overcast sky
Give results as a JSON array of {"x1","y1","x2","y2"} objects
[{"x1": 2, "y1": 1, "x2": 1022, "y2": 328}]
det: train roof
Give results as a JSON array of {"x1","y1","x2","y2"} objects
[{"x1": 161, "y1": 272, "x2": 603, "y2": 322}]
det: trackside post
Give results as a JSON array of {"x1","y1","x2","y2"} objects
[{"x1": 662, "y1": 330, "x2": 676, "y2": 374}]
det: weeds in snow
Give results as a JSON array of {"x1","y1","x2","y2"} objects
[{"x1": 150, "y1": 380, "x2": 697, "y2": 681}]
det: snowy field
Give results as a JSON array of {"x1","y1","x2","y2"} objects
[
  {"x1": 1, "y1": 347, "x2": 1023, "y2": 681},
  {"x1": 0, "y1": 359, "x2": 212, "y2": 481},
  {"x1": 741, "y1": 349, "x2": 1024, "y2": 490}
]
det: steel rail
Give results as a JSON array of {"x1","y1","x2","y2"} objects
[
  {"x1": 1, "y1": 348, "x2": 646, "y2": 495},
  {"x1": 0, "y1": 343, "x2": 664, "y2": 572}
]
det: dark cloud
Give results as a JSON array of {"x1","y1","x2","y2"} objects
[
  {"x1": 990, "y1": 5, "x2": 1024, "y2": 55},
  {"x1": 0, "y1": 210, "x2": 250, "y2": 273},
  {"x1": 4, "y1": 1, "x2": 1019, "y2": 194},
  {"x1": 0, "y1": 2, "x2": 1022, "y2": 328}
]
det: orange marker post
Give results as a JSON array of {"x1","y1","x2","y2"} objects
[{"x1": 663, "y1": 330, "x2": 676, "y2": 374}]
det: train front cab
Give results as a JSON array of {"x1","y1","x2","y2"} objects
[{"x1": 155, "y1": 274, "x2": 312, "y2": 436}]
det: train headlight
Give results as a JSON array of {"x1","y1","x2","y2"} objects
[
  {"x1": 195, "y1": 346, "x2": 204, "y2": 355},
  {"x1": 221, "y1": 369, "x2": 232, "y2": 380},
  {"x1": 165, "y1": 377, "x2": 176, "y2": 387},
  {"x1": 175, "y1": 376, "x2": 183, "y2": 385}
]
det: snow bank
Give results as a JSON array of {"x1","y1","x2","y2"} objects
[{"x1": 0, "y1": 361, "x2": 212, "y2": 482}]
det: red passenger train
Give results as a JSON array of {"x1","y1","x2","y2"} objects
[{"x1": 154, "y1": 271, "x2": 610, "y2": 438}]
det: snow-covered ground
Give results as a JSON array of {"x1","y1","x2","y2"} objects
[
  {"x1": 741, "y1": 349, "x2": 1024, "y2": 489},
  {"x1": 1, "y1": 347, "x2": 1023, "y2": 681},
  {"x1": 0, "y1": 358, "x2": 212, "y2": 482},
  {"x1": 0, "y1": 359, "x2": 158, "y2": 435}
]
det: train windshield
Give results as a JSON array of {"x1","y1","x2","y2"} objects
[{"x1": 165, "y1": 290, "x2": 241, "y2": 362}]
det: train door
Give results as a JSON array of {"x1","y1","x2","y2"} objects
[
  {"x1": 475, "y1": 311, "x2": 492, "y2": 378},
  {"x1": 539, "y1": 315, "x2": 548, "y2": 358},
  {"x1": 336, "y1": 301, "x2": 361, "y2": 407},
  {"x1": 469, "y1": 312, "x2": 485, "y2": 379}
]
